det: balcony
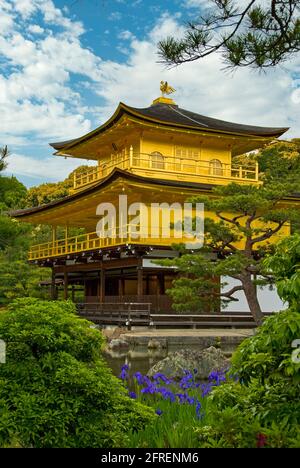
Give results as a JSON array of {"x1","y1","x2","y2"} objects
[
  {"x1": 73, "y1": 151, "x2": 259, "y2": 190},
  {"x1": 28, "y1": 227, "x2": 195, "y2": 261}
]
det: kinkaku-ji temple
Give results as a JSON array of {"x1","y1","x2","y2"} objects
[{"x1": 11, "y1": 84, "x2": 291, "y2": 320}]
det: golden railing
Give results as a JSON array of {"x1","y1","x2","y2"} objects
[
  {"x1": 73, "y1": 152, "x2": 259, "y2": 190},
  {"x1": 28, "y1": 226, "x2": 199, "y2": 261}
]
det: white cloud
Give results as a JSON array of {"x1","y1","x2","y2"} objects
[
  {"x1": 109, "y1": 11, "x2": 122, "y2": 21},
  {"x1": 0, "y1": 1, "x2": 14, "y2": 35},
  {"x1": 0, "y1": 1, "x2": 102, "y2": 146},
  {"x1": 11, "y1": 0, "x2": 84, "y2": 36},
  {"x1": 91, "y1": 13, "x2": 300, "y2": 138},
  {"x1": 6, "y1": 153, "x2": 96, "y2": 181},
  {"x1": 28, "y1": 24, "x2": 44, "y2": 34},
  {"x1": 1, "y1": 2, "x2": 300, "y2": 187},
  {"x1": 118, "y1": 30, "x2": 135, "y2": 41},
  {"x1": 184, "y1": 0, "x2": 269, "y2": 9}
]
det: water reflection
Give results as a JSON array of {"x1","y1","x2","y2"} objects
[
  {"x1": 103, "y1": 346, "x2": 168, "y2": 377},
  {"x1": 103, "y1": 344, "x2": 234, "y2": 377}
]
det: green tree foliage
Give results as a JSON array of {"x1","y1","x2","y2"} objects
[
  {"x1": 0, "y1": 155, "x2": 30, "y2": 257},
  {"x1": 196, "y1": 307, "x2": 300, "y2": 447},
  {"x1": 0, "y1": 176, "x2": 27, "y2": 212},
  {"x1": 0, "y1": 259, "x2": 50, "y2": 305},
  {"x1": 0, "y1": 149, "x2": 51, "y2": 303},
  {"x1": 0, "y1": 299, "x2": 154, "y2": 448},
  {"x1": 158, "y1": 0, "x2": 300, "y2": 69},
  {"x1": 264, "y1": 234, "x2": 300, "y2": 310},
  {"x1": 195, "y1": 237, "x2": 300, "y2": 447},
  {"x1": 25, "y1": 165, "x2": 92, "y2": 207},
  {"x1": 0, "y1": 146, "x2": 9, "y2": 172},
  {"x1": 160, "y1": 150, "x2": 300, "y2": 324}
]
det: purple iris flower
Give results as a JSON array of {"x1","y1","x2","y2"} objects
[
  {"x1": 133, "y1": 372, "x2": 144, "y2": 385},
  {"x1": 153, "y1": 373, "x2": 172, "y2": 385},
  {"x1": 208, "y1": 370, "x2": 226, "y2": 385},
  {"x1": 119, "y1": 363, "x2": 130, "y2": 380},
  {"x1": 201, "y1": 382, "x2": 213, "y2": 397},
  {"x1": 128, "y1": 391, "x2": 137, "y2": 399},
  {"x1": 156, "y1": 409, "x2": 163, "y2": 416},
  {"x1": 196, "y1": 401, "x2": 202, "y2": 419},
  {"x1": 176, "y1": 393, "x2": 186, "y2": 404},
  {"x1": 179, "y1": 370, "x2": 195, "y2": 390},
  {"x1": 162, "y1": 390, "x2": 175, "y2": 402},
  {"x1": 141, "y1": 385, "x2": 157, "y2": 394}
]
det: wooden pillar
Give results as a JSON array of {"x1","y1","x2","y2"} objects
[
  {"x1": 146, "y1": 274, "x2": 150, "y2": 295},
  {"x1": 157, "y1": 273, "x2": 165, "y2": 295},
  {"x1": 51, "y1": 268, "x2": 56, "y2": 300},
  {"x1": 137, "y1": 259, "x2": 143, "y2": 298},
  {"x1": 99, "y1": 262, "x2": 105, "y2": 303},
  {"x1": 65, "y1": 225, "x2": 69, "y2": 254},
  {"x1": 64, "y1": 268, "x2": 69, "y2": 300},
  {"x1": 52, "y1": 226, "x2": 57, "y2": 243},
  {"x1": 119, "y1": 270, "x2": 125, "y2": 298}
]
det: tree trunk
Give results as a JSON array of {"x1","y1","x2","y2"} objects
[{"x1": 241, "y1": 275, "x2": 264, "y2": 325}]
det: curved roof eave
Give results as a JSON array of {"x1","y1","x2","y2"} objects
[
  {"x1": 10, "y1": 168, "x2": 216, "y2": 219},
  {"x1": 50, "y1": 102, "x2": 289, "y2": 153}
]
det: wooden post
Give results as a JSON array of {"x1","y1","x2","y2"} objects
[
  {"x1": 129, "y1": 145, "x2": 133, "y2": 166},
  {"x1": 51, "y1": 226, "x2": 57, "y2": 256},
  {"x1": 65, "y1": 226, "x2": 69, "y2": 254},
  {"x1": 119, "y1": 271, "x2": 125, "y2": 298},
  {"x1": 51, "y1": 268, "x2": 56, "y2": 300},
  {"x1": 127, "y1": 303, "x2": 132, "y2": 331},
  {"x1": 157, "y1": 273, "x2": 165, "y2": 295},
  {"x1": 137, "y1": 259, "x2": 143, "y2": 298},
  {"x1": 64, "y1": 268, "x2": 69, "y2": 300},
  {"x1": 99, "y1": 262, "x2": 105, "y2": 302}
]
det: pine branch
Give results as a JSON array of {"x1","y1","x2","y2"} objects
[{"x1": 250, "y1": 221, "x2": 285, "y2": 245}]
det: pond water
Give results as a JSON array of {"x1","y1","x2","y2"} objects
[{"x1": 102, "y1": 343, "x2": 235, "y2": 378}]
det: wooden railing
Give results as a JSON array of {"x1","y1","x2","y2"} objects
[
  {"x1": 85, "y1": 295, "x2": 173, "y2": 313},
  {"x1": 28, "y1": 226, "x2": 200, "y2": 261},
  {"x1": 77, "y1": 302, "x2": 151, "y2": 329},
  {"x1": 76, "y1": 304, "x2": 272, "y2": 329},
  {"x1": 73, "y1": 152, "x2": 259, "y2": 190}
]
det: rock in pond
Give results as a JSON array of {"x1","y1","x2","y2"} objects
[
  {"x1": 148, "y1": 346, "x2": 229, "y2": 380},
  {"x1": 108, "y1": 339, "x2": 129, "y2": 350},
  {"x1": 147, "y1": 338, "x2": 167, "y2": 350}
]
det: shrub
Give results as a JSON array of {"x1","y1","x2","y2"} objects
[
  {"x1": 195, "y1": 309, "x2": 300, "y2": 448},
  {"x1": 0, "y1": 298, "x2": 154, "y2": 448}
]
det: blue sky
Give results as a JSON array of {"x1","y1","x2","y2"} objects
[{"x1": 1, "y1": 0, "x2": 300, "y2": 188}]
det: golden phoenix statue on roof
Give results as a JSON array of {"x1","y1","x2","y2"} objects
[{"x1": 160, "y1": 81, "x2": 176, "y2": 96}]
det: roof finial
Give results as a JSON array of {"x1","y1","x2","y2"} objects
[
  {"x1": 152, "y1": 82, "x2": 177, "y2": 106},
  {"x1": 160, "y1": 81, "x2": 176, "y2": 97}
]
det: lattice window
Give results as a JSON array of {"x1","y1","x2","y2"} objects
[
  {"x1": 150, "y1": 151, "x2": 165, "y2": 170},
  {"x1": 175, "y1": 147, "x2": 200, "y2": 160},
  {"x1": 209, "y1": 159, "x2": 223, "y2": 176}
]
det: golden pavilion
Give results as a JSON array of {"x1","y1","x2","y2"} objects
[{"x1": 12, "y1": 85, "x2": 290, "y2": 312}]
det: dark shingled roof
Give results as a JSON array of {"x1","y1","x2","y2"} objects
[
  {"x1": 128, "y1": 103, "x2": 288, "y2": 137},
  {"x1": 50, "y1": 102, "x2": 288, "y2": 151}
]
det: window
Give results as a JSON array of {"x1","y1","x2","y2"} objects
[
  {"x1": 175, "y1": 147, "x2": 199, "y2": 173},
  {"x1": 209, "y1": 159, "x2": 223, "y2": 176},
  {"x1": 150, "y1": 151, "x2": 165, "y2": 170},
  {"x1": 175, "y1": 147, "x2": 200, "y2": 160}
]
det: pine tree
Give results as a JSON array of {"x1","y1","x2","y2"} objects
[
  {"x1": 158, "y1": 1, "x2": 300, "y2": 69},
  {"x1": 160, "y1": 147, "x2": 300, "y2": 324}
]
